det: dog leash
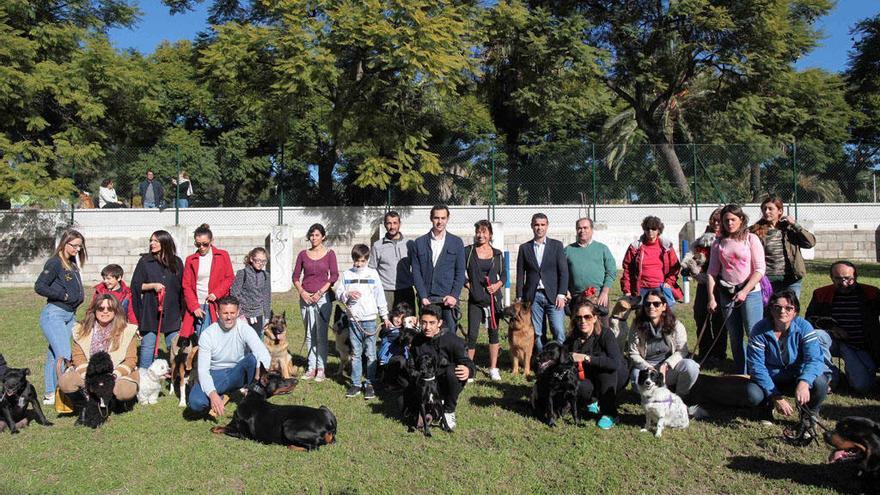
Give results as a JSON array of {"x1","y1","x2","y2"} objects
[
  {"x1": 153, "y1": 288, "x2": 166, "y2": 359},
  {"x1": 782, "y1": 402, "x2": 829, "y2": 447},
  {"x1": 697, "y1": 301, "x2": 737, "y2": 368}
]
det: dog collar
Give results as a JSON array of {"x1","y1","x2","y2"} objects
[
  {"x1": 421, "y1": 376, "x2": 436, "y2": 382},
  {"x1": 649, "y1": 396, "x2": 674, "y2": 406}
]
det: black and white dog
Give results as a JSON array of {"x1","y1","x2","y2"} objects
[
  {"x1": 1, "y1": 366, "x2": 53, "y2": 433},
  {"x1": 636, "y1": 368, "x2": 689, "y2": 438},
  {"x1": 77, "y1": 352, "x2": 116, "y2": 429},
  {"x1": 531, "y1": 342, "x2": 579, "y2": 427}
]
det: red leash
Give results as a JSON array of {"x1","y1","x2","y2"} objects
[
  {"x1": 486, "y1": 276, "x2": 498, "y2": 331},
  {"x1": 154, "y1": 288, "x2": 165, "y2": 359}
]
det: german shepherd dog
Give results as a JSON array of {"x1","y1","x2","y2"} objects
[
  {"x1": 170, "y1": 333, "x2": 198, "y2": 407},
  {"x1": 211, "y1": 366, "x2": 335, "y2": 451},
  {"x1": 0, "y1": 367, "x2": 52, "y2": 433},
  {"x1": 263, "y1": 311, "x2": 299, "y2": 379},
  {"x1": 530, "y1": 342, "x2": 578, "y2": 427},
  {"x1": 502, "y1": 301, "x2": 535, "y2": 377}
]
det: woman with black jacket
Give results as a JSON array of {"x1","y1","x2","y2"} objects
[
  {"x1": 463, "y1": 220, "x2": 507, "y2": 381},
  {"x1": 131, "y1": 230, "x2": 184, "y2": 369},
  {"x1": 34, "y1": 229, "x2": 87, "y2": 405},
  {"x1": 564, "y1": 299, "x2": 628, "y2": 430}
]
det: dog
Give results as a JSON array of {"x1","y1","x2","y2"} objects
[
  {"x1": 0, "y1": 367, "x2": 52, "y2": 434},
  {"x1": 680, "y1": 232, "x2": 714, "y2": 278},
  {"x1": 137, "y1": 359, "x2": 170, "y2": 405},
  {"x1": 609, "y1": 295, "x2": 641, "y2": 353},
  {"x1": 211, "y1": 366, "x2": 335, "y2": 451},
  {"x1": 636, "y1": 368, "x2": 689, "y2": 438},
  {"x1": 331, "y1": 307, "x2": 353, "y2": 377},
  {"x1": 77, "y1": 191, "x2": 95, "y2": 209},
  {"x1": 825, "y1": 416, "x2": 880, "y2": 493},
  {"x1": 530, "y1": 342, "x2": 578, "y2": 427},
  {"x1": 263, "y1": 312, "x2": 298, "y2": 379},
  {"x1": 77, "y1": 351, "x2": 116, "y2": 428},
  {"x1": 502, "y1": 301, "x2": 535, "y2": 377},
  {"x1": 404, "y1": 352, "x2": 447, "y2": 437},
  {"x1": 170, "y1": 334, "x2": 198, "y2": 407}
]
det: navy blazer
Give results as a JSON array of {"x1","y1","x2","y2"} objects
[
  {"x1": 516, "y1": 237, "x2": 569, "y2": 302},
  {"x1": 408, "y1": 231, "x2": 466, "y2": 302}
]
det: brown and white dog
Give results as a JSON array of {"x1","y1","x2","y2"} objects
[
  {"x1": 502, "y1": 301, "x2": 535, "y2": 377},
  {"x1": 263, "y1": 312, "x2": 299, "y2": 379},
  {"x1": 170, "y1": 334, "x2": 198, "y2": 407}
]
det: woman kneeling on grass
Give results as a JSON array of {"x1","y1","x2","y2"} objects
[
  {"x1": 565, "y1": 298, "x2": 627, "y2": 430},
  {"x1": 58, "y1": 294, "x2": 140, "y2": 406}
]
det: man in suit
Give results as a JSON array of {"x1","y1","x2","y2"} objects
[
  {"x1": 516, "y1": 213, "x2": 569, "y2": 352},
  {"x1": 409, "y1": 205, "x2": 466, "y2": 332}
]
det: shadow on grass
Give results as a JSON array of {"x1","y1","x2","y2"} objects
[
  {"x1": 467, "y1": 380, "x2": 533, "y2": 418},
  {"x1": 726, "y1": 455, "x2": 858, "y2": 492},
  {"x1": 817, "y1": 403, "x2": 880, "y2": 421}
]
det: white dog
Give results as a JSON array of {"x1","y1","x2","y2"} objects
[
  {"x1": 138, "y1": 359, "x2": 170, "y2": 405},
  {"x1": 636, "y1": 368, "x2": 689, "y2": 438}
]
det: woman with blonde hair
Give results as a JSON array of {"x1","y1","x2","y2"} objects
[
  {"x1": 231, "y1": 247, "x2": 272, "y2": 335},
  {"x1": 34, "y1": 229, "x2": 87, "y2": 405}
]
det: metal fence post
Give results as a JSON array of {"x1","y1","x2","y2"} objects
[
  {"x1": 692, "y1": 143, "x2": 698, "y2": 221},
  {"x1": 591, "y1": 142, "x2": 597, "y2": 222},
  {"x1": 792, "y1": 141, "x2": 798, "y2": 220},
  {"x1": 386, "y1": 187, "x2": 391, "y2": 214},
  {"x1": 490, "y1": 155, "x2": 496, "y2": 222},
  {"x1": 175, "y1": 146, "x2": 180, "y2": 226}
]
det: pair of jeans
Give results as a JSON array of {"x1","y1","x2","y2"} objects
[
  {"x1": 819, "y1": 333, "x2": 878, "y2": 393},
  {"x1": 143, "y1": 201, "x2": 156, "y2": 208},
  {"x1": 139, "y1": 330, "x2": 180, "y2": 369},
  {"x1": 744, "y1": 371, "x2": 829, "y2": 414},
  {"x1": 40, "y1": 304, "x2": 76, "y2": 394},
  {"x1": 639, "y1": 286, "x2": 677, "y2": 308},
  {"x1": 301, "y1": 294, "x2": 331, "y2": 371},
  {"x1": 530, "y1": 289, "x2": 565, "y2": 352},
  {"x1": 187, "y1": 354, "x2": 257, "y2": 412},
  {"x1": 719, "y1": 289, "x2": 764, "y2": 374},
  {"x1": 577, "y1": 364, "x2": 627, "y2": 417},
  {"x1": 350, "y1": 320, "x2": 378, "y2": 387},
  {"x1": 176, "y1": 199, "x2": 189, "y2": 208},
  {"x1": 194, "y1": 302, "x2": 214, "y2": 337}
]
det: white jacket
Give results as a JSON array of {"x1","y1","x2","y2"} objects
[{"x1": 334, "y1": 267, "x2": 389, "y2": 322}]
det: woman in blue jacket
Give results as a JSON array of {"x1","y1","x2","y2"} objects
[
  {"x1": 745, "y1": 289, "x2": 828, "y2": 421},
  {"x1": 34, "y1": 229, "x2": 87, "y2": 405}
]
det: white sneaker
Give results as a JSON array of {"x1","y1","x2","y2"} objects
[
  {"x1": 467, "y1": 377, "x2": 474, "y2": 384},
  {"x1": 488, "y1": 368, "x2": 501, "y2": 381},
  {"x1": 688, "y1": 404, "x2": 709, "y2": 420},
  {"x1": 443, "y1": 411, "x2": 457, "y2": 431},
  {"x1": 42, "y1": 393, "x2": 55, "y2": 406}
]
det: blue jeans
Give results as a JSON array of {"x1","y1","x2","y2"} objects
[
  {"x1": 143, "y1": 201, "x2": 157, "y2": 208},
  {"x1": 719, "y1": 289, "x2": 764, "y2": 374},
  {"x1": 771, "y1": 279, "x2": 802, "y2": 299},
  {"x1": 194, "y1": 303, "x2": 213, "y2": 337},
  {"x1": 639, "y1": 286, "x2": 676, "y2": 308},
  {"x1": 40, "y1": 304, "x2": 76, "y2": 394},
  {"x1": 350, "y1": 320, "x2": 378, "y2": 387},
  {"x1": 819, "y1": 333, "x2": 878, "y2": 393},
  {"x1": 187, "y1": 354, "x2": 257, "y2": 412},
  {"x1": 139, "y1": 330, "x2": 180, "y2": 369},
  {"x1": 530, "y1": 290, "x2": 565, "y2": 353},
  {"x1": 301, "y1": 294, "x2": 332, "y2": 371},
  {"x1": 176, "y1": 199, "x2": 189, "y2": 208},
  {"x1": 745, "y1": 372, "x2": 828, "y2": 414}
]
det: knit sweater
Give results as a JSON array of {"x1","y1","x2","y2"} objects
[
  {"x1": 230, "y1": 265, "x2": 272, "y2": 319},
  {"x1": 564, "y1": 241, "x2": 617, "y2": 294}
]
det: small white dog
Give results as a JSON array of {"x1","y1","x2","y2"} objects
[
  {"x1": 138, "y1": 359, "x2": 170, "y2": 405},
  {"x1": 636, "y1": 368, "x2": 689, "y2": 438}
]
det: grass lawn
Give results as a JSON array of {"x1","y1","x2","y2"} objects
[{"x1": 1, "y1": 260, "x2": 878, "y2": 494}]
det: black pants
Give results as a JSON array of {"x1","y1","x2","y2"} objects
[
  {"x1": 694, "y1": 283, "x2": 727, "y2": 360},
  {"x1": 386, "y1": 358, "x2": 466, "y2": 414},
  {"x1": 245, "y1": 316, "x2": 264, "y2": 338},
  {"x1": 385, "y1": 288, "x2": 417, "y2": 312},
  {"x1": 466, "y1": 300, "x2": 499, "y2": 350},
  {"x1": 576, "y1": 364, "x2": 627, "y2": 417}
]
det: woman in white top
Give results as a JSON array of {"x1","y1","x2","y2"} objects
[{"x1": 99, "y1": 178, "x2": 124, "y2": 208}]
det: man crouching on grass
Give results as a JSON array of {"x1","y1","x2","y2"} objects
[{"x1": 188, "y1": 295, "x2": 272, "y2": 417}]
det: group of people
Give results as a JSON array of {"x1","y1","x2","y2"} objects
[
  {"x1": 31, "y1": 198, "x2": 878, "y2": 432},
  {"x1": 95, "y1": 170, "x2": 193, "y2": 209}
]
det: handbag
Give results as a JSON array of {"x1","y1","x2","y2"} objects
[{"x1": 54, "y1": 388, "x2": 74, "y2": 414}]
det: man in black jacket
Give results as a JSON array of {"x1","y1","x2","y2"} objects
[{"x1": 138, "y1": 170, "x2": 164, "y2": 209}]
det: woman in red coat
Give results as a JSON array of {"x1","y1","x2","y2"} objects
[{"x1": 180, "y1": 224, "x2": 234, "y2": 338}]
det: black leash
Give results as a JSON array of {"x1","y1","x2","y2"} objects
[
  {"x1": 696, "y1": 301, "x2": 737, "y2": 367},
  {"x1": 782, "y1": 402, "x2": 829, "y2": 447}
]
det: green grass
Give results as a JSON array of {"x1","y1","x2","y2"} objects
[{"x1": 1, "y1": 261, "x2": 878, "y2": 494}]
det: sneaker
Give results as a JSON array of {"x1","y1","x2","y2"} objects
[
  {"x1": 315, "y1": 369, "x2": 326, "y2": 383},
  {"x1": 301, "y1": 369, "x2": 317, "y2": 380},
  {"x1": 488, "y1": 368, "x2": 501, "y2": 382},
  {"x1": 467, "y1": 377, "x2": 474, "y2": 384},
  {"x1": 345, "y1": 385, "x2": 361, "y2": 398},
  {"x1": 42, "y1": 393, "x2": 55, "y2": 406},
  {"x1": 759, "y1": 405, "x2": 775, "y2": 425},
  {"x1": 443, "y1": 411, "x2": 457, "y2": 431},
  {"x1": 688, "y1": 404, "x2": 710, "y2": 420},
  {"x1": 363, "y1": 383, "x2": 375, "y2": 400},
  {"x1": 597, "y1": 415, "x2": 617, "y2": 430},
  {"x1": 586, "y1": 401, "x2": 600, "y2": 415}
]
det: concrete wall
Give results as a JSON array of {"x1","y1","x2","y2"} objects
[{"x1": 2, "y1": 204, "x2": 878, "y2": 290}]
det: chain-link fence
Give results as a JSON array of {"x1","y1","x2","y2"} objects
[{"x1": 10, "y1": 141, "x2": 879, "y2": 225}]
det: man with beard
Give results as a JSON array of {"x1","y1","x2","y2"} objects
[
  {"x1": 369, "y1": 211, "x2": 415, "y2": 309},
  {"x1": 806, "y1": 261, "x2": 880, "y2": 394}
]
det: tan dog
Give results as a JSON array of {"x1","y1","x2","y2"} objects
[
  {"x1": 609, "y1": 295, "x2": 641, "y2": 353},
  {"x1": 263, "y1": 312, "x2": 299, "y2": 379},
  {"x1": 169, "y1": 334, "x2": 198, "y2": 407},
  {"x1": 502, "y1": 301, "x2": 535, "y2": 377},
  {"x1": 330, "y1": 312, "x2": 352, "y2": 378}
]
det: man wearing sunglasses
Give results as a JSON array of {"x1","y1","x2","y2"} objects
[{"x1": 805, "y1": 261, "x2": 879, "y2": 394}]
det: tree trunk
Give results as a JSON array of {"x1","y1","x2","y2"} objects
[
  {"x1": 505, "y1": 131, "x2": 521, "y2": 204},
  {"x1": 653, "y1": 139, "x2": 692, "y2": 199},
  {"x1": 316, "y1": 140, "x2": 335, "y2": 204},
  {"x1": 750, "y1": 163, "x2": 762, "y2": 201}
]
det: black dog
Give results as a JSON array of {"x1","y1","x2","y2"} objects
[
  {"x1": 825, "y1": 416, "x2": 880, "y2": 493},
  {"x1": 76, "y1": 351, "x2": 116, "y2": 428},
  {"x1": 530, "y1": 342, "x2": 578, "y2": 427},
  {"x1": 1, "y1": 367, "x2": 52, "y2": 434},
  {"x1": 212, "y1": 366, "x2": 334, "y2": 451},
  {"x1": 404, "y1": 352, "x2": 447, "y2": 437}
]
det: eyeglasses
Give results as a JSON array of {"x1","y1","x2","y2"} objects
[
  {"x1": 252, "y1": 259, "x2": 268, "y2": 265},
  {"x1": 96, "y1": 306, "x2": 113, "y2": 313},
  {"x1": 67, "y1": 242, "x2": 83, "y2": 250},
  {"x1": 771, "y1": 304, "x2": 796, "y2": 313},
  {"x1": 644, "y1": 227, "x2": 659, "y2": 231},
  {"x1": 575, "y1": 314, "x2": 596, "y2": 321},
  {"x1": 832, "y1": 276, "x2": 855, "y2": 283},
  {"x1": 645, "y1": 300, "x2": 665, "y2": 308},
  {"x1": 194, "y1": 242, "x2": 211, "y2": 248}
]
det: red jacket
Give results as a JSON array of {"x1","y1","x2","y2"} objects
[
  {"x1": 621, "y1": 236, "x2": 683, "y2": 301},
  {"x1": 94, "y1": 281, "x2": 138, "y2": 324},
  {"x1": 180, "y1": 247, "x2": 234, "y2": 337}
]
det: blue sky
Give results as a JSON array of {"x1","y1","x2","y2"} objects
[{"x1": 110, "y1": 1, "x2": 879, "y2": 73}]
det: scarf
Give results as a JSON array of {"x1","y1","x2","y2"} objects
[{"x1": 90, "y1": 321, "x2": 113, "y2": 356}]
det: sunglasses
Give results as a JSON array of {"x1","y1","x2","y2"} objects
[
  {"x1": 771, "y1": 304, "x2": 796, "y2": 313},
  {"x1": 194, "y1": 241, "x2": 211, "y2": 248},
  {"x1": 96, "y1": 306, "x2": 113, "y2": 312},
  {"x1": 645, "y1": 300, "x2": 665, "y2": 308},
  {"x1": 575, "y1": 314, "x2": 596, "y2": 321}
]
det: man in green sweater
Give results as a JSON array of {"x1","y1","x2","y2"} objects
[{"x1": 564, "y1": 217, "x2": 617, "y2": 310}]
